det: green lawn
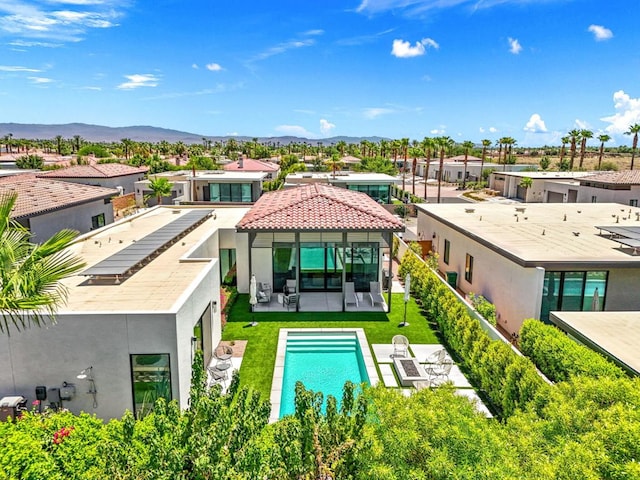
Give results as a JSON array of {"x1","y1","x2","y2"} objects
[{"x1": 221, "y1": 293, "x2": 439, "y2": 399}]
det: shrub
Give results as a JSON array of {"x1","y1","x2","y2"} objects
[
  {"x1": 15, "y1": 154, "x2": 44, "y2": 169},
  {"x1": 468, "y1": 292, "x2": 497, "y2": 325}
]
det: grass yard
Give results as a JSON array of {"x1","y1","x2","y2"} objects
[{"x1": 221, "y1": 293, "x2": 439, "y2": 399}]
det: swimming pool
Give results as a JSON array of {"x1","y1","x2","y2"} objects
[{"x1": 270, "y1": 329, "x2": 378, "y2": 421}]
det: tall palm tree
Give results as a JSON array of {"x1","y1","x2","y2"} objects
[
  {"x1": 435, "y1": 136, "x2": 454, "y2": 204},
  {"x1": 597, "y1": 134, "x2": 611, "y2": 170},
  {"x1": 391, "y1": 139, "x2": 400, "y2": 167},
  {"x1": 421, "y1": 137, "x2": 434, "y2": 200},
  {"x1": 400, "y1": 138, "x2": 410, "y2": 192},
  {"x1": 461, "y1": 140, "x2": 474, "y2": 189},
  {"x1": 568, "y1": 129, "x2": 580, "y2": 170},
  {"x1": 325, "y1": 154, "x2": 344, "y2": 178},
  {"x1": 480, "y1": 139, "x2": 491, "y2": 187},
  {"x1": 625, "y1": 123, "x2": 640, "y2": 170},
  {"x1": 578, "y1": 129, "x2": 593, "y2": 169},
  {"x1": 55, "y1": 135, "x2": 64, "y2": 156},
  {"x1": 148, "y1": 177, "x2": 173, "y2": 206},
  {"x1": 336, "y1": 140, "x2": 347, "y2": 158},
  {"x1": 0, "y1": 193, "x2": 86, "y2": 334},
  {"x1": 559, "y1": 136, "x2": 569, "y2": 168}
]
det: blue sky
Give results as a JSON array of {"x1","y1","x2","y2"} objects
[{"x1": 0, "y1": 0, "x2": 638, "y2": 146}]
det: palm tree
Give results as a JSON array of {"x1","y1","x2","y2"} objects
[
  {"x1": 480, "y1": 139, "x2": 491, "y2": 187},
  {"x1": 336, "y1": 140, "x2": 347, "y2": 158},
  {"x1": 559, "y1": 136, "x2": 569, "y2": 167},
  {"x1": 597, "y1": 134, "x2": 611, "y2": 170},
  {"x1": 496, "y1": 139, "x2": 504, "y2": 167},
  {"x1": 400, "y1": 138, "x2": 410, "y2": 192},
  {"x1": 0, "y1": 192, "x2": 86, "y2": 334},
  {"x1": 325, "y1": 154, "x2": 344, "y2": 178},
  {"x1": 148, "y1": 177, "x2": 173, "y2": 206},
  {"x1": 391, "y1": 139, "x2": 400, "y2": 167},
  {"x1": 421, "y1": 137, "x2": 434, "y2": 200},
  {"x1": 435, "y1": 136, "x2": 454, "y2": 204},
  {"x1": 625, "y1": 123, "x2": 640, "y2": 170},
  {"x1": 568, "y1": 129, "x2": 580, "y2": 170},
  {"x1": 579, "y1": 129, "x2": 593, "y2": 169},
  {"x1": 461, "y1": 140, "x2": 474, "y2": 189},
  {"x1": 55, "y1": 135, "x2": 64, "y2": 156}
]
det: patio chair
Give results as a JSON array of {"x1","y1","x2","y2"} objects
[
  {"x1": 257, "y1": 282, "x2": 272, "y2": 304},
  {"x1": 283, "y1": 293, "x2": 299, "y2": 311},
  {"x1": 344, "y1": 282, "x2": 359, "y2": 308},
  {"x1": 207, "y1": 366, "x2": 228, "y2": 389},
  {"x1": 426, "y1": 348, "x2": 447, "y2": 365},
  {"x1": 214, "y1": 345, "x2": 233, "y2": 370},
  {"x1": 426, "y1": 359, "x2": 453, "y2": 387},
  {"x1": 392, "y1": 334, "x2": 410, "y2": 358},
  {"x1": 284, "y1": 279, "x2": 297, "y2": 295},
  {"x1": 369, "y1": 281, "x2": 385, "y2": 307}
]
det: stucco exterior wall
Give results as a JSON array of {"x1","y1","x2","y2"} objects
[
  {"x1": 48, "y1": 174, "x2": 146, "y2": 195},
  {"x1": 28, "y1": 198, "x2": 115, "y2": 241},
  {"x1": 605, "y1": 268, "x2": 640, "y2": 311},
  {"x1": 576, "y1": 185, "x2": 640, "y2": 205}
]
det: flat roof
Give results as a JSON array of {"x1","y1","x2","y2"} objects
[
  {"x1": 193, "y1": 171, "x2": 266, "y2": 181},
  {"x1": 60, "y1": 206, "x2": 249, "y2": 313},
  {"x1": 492, "y1": 171, "x2": 594, "y2": 179},
  {"x1": 550, "y1": 311, "x2": 640, "y2": 376},
  {"x1": 286, "y1": 172, "x2": 397, "y2": 182},
  {"x1": 417, "y1": 202, "x2": 640, "y2": 267}
]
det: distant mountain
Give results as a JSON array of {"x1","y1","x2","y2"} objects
[{"x1": 0, "y1": 123, "x2": 389, "y2": 145}]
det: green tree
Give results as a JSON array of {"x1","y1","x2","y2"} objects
[
  {"x1": 480, "y1": 139, "x2": 491, "y2": 187},
  {"x1": 0, "y1": 193, "x2": 86, "y2": 333},
  {"x1": 559, "y1": 135, "x2": 569, "y2": 167},
  {"x1": 324, "y1": 153, "x2": 344, "y2": 178},
  {"x1": 625, "y1": 123, "x2": 640, "y2": 170},
  {"x1": 421, "y1": 137, "x2": 435, "y2": 199},
  {"x1": 148, "y1": 177, "x2": 173, "y2": 206},
  {"x1": 461, "y1": 140, "x2": 474, "y2": 189},
  {"x1": 568, "y1": 129, "x2": 580, "y2": 170},
  {"x1": 540, "y1": 156, "x2": 550, "y2": 170},
  {"x1": 15, "y1": 154, "x2": 44, "y2": 169},
  {"x1": 597, "y1": 134, "x2": 611, "y2": 170},
  {"x1": 435, "y1": 136, "x2": 454, "y2": 204},
  {"x1": 578, "y1": 129, "x2": 593, "y2": 169},
  {"x1": 519, "y1": 176, "x2": 533, "y2": 190}
]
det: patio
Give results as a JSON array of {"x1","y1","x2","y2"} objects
[{"x1": 251, "y1": 291, "x2": 388, "y2": 313}]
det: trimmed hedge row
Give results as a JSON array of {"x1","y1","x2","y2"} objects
[
  {"x1": 399, "y1": 250, "x2": 549, "y2": 418},
  {"x1": 519, "y1": 319, "x2": 626, "y2": 382}
]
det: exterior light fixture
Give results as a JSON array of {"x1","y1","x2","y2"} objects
[{"x1": 77, "y1": 366, "x2": 98, "y2": 408}]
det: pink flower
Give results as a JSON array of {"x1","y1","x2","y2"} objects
[{"x1": 32, "y1": 400, "x2": 40, "y2": 406}]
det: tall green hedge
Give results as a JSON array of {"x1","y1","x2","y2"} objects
[
  {"x1": 399, "y1": 250, "x2": 549, "y2": 417},
  {"x1": 520, "y1": 319, "x2": 626, "y2": 382}
]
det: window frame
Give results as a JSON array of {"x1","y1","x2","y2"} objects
[
  {"x1": 464, "y1": 253, "x2": 474, "y2": 283},
  {"x1": 443, "y1": 239, "x2": 450, "y2": 265}
]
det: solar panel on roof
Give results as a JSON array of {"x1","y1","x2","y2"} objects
[
  {"x1": 82, "y1": 209, "x2": 213, "y2": 281},
  {"x1": 596, "y1": 225, "x2": 640, "y2": 240}
]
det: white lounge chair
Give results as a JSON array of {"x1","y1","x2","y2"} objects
[
  {"x1": 345, "y1": 282, "x2": 359, "y2": 308},
  {"x1": 392, "y1": 334, "x2": 409, "y2": 358},
  {"x1": 369, "y1": 281, "x2": 385, "y2": 307}
]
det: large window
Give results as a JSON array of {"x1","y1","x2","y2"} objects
[
  {"x1": 220, "y1": 248, "x2": 236, "y2": 283},
  {"x1": 273, "y1": 243, "x2": 296, "y2": 291},
  {"x1": 345, "y1": 243, "x2": 379, "y2": 292},
  {"x1": 347, "y1": 184, "x2": 391, "y2": 204},
  {"x1": 540, "y1": 271, "x2": 607, "y2": 322},
  {"x1": 130, "y1": 354, "x2": 171, "y2": 418},
  {"x1": 464, "y1": 254, "x2": 474, "y2": 283},
  {"x1": 443, "y1": 239, "x2": 450, "y2": 265},
  {"x1": 209, "y1": 183, "x2": 252, "y2": 202}
]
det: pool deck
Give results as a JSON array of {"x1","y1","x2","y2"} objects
[{"x1": 269, "y1": 328, "x2": 379, "y2": 423}]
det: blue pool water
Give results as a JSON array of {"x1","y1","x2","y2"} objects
[{"x1": 279, "y1": 332, "x2": 370, "y2": 418}]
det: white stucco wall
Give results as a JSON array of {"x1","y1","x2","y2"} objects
[{"x1": 576, "y1": 185, "x2": 640, "y2": 205}]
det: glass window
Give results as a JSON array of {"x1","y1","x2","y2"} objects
[
  {"x1": 208, "y1": 183, "x2": 252, "y2": 202},
  {"x1": 91, "y1": 213, "x2": 105, "y2": 230},
  {"x1": 220, "y1": 248, "x2": 236, "y2": 282},
  {"x1": 443, "y1": 239, "x2": 450, "y2": 265},
  {"x1": 130, "y1": 354, "x2": 171, "y2": 419},
  {"x1": 209, "y1": 184, "x2": 220, "y2": 202},
  {"x1": 582, "y1": 271, "x2": 607, "y2": 311},
  {"x1": 591, "y1": 196, "x2": 597, "y2": 203},
  {"x1": 273, "y1": 243, "x2": 296, "y2": 291},
  {"x1": 540, "y1": 271, "x2": 608, "y2": 322},
  {"x1": 345, "y1": 243, "x2": 378, "y2": 292},
  {"x1": 630, "y1": 199, "x2": 638, "y2": 207},
  {"x1": 464, "y1": 254, "x2": 473, "y2": 283},
  {"x1": 561, "y1": 272, "x2": 585, "y2": 311}
]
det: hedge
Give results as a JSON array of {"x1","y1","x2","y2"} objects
[{"x1": 519, "y1": 319, "x2": 626, "y2": 383}]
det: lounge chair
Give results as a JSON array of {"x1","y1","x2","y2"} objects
[
  {"x1": 344, "y1": 282, "x2": 359, "y2": 308},
  {"x1": 283, "y1": 293, "x2": 299, "y2": 311},
  {"x1": 257, "y1": 282, "x2": 272, "y2": 303},
  {"x1": 392, "y1": 334, "x2": 409, "y2": 358},
  {"x1": 426, "y1": 359, "x2": 453, "y2": 387},
  {"x1": 207, "y1": 366, "x2": 228, "y2": 389},
  {"x1": 369, "y1": 281, "x2": 385, "y2": 307},
  {"x1": 284, "y1": 279, "x2": 297, "y2": 295}
]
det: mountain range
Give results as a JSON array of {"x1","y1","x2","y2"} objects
[{"x1": 0, "y1": 123, "x2": 387, "y2": 145}]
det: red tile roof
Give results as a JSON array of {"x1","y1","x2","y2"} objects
[
  {"x1": 237, "y1": 184, "x2": 404, "y2": 231},
  {"x1": 0, "y1": 173, "x2": 118, "y2": 218},
  {"x1": 580, "y1": 170, "x2": 640, "y2": 185},
  {"x1": 37, "y1": 163, "x2": 148, "y2": 178},
  {"x1": 223, "y1": 158, "x2": 279, "y2": 172}
]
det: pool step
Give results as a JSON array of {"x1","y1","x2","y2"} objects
[
  {"x1": 287, "y1": 339, "x2": 356, "y2": 347},
  {"x1": 286, "y1": 346, "x2": 357, "y2": 353},
  {"x1": 287, "y1": 334, "x2": 357, "y2": 342}
]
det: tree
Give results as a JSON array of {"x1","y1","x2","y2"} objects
[
  {"x1": 625, "y1": 123, "x2": 640, "y2": 170},
  {"x1": 435, "y1": 136, "x2": 454, "y2": 204},
  {"x1": 0, "y1": 193, "x2": 86, "y2": 334},
  {"x1": 480, "y1": 139, "x2": 491, "y2": 187},
  {"x1": 421, "y1": 137, "x2": 435, "y2": 199},
  {"x1": 148, "y1": 177, "x2": 173, "y2": 206},
  {"x1": 55, "y1": 135, "x2": 64, "y2": 156},
  {"x1": 568, "y1": 129, "x2": 580, "y2": 170},
  {"x1": 15, "y1": 154, "x2": 44, "y2": 169},
  {"x1": 519, "y1": 176, "x2": 533, "y2": 190},
  {"x1": 461, "y1": 140, "x2": 474, "y2": 189},
  {"x1": 559, "y1": 135, "x2": 569, "y2": 167},
  {"x1": 578, "y1": 129, "x2": 593, "y2": 169},
  {"x1": 597, "y1": 134, "x2": 611, "y2": 170},
  {"x1": 325, "y1": 154, "x2": 344, "y2": 178},
  {"x1": 400, "y1": 138, "x2": 409, "y2": 192}
]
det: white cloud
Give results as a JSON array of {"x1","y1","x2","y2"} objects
[
  {"x1": 480, "y1": 126, "x2": 498, "y2": 133},
  {"x1": 391, "y1": 37, "x2": 439, "y2": 58},
  {"x1": 588, "y1": 24, "x2": 613, "y2": 41},
  {"x1": 320, "y1": 118, "x2": 335, "y2": 135},
  {"x1": 28, "y1": 76, "x2": 53, "y2": 83},
  {"x1": 363, "y1": 107, "x2": 394, "y2": 119},
  {"x1": 206, "y1": 63, "x2": 222, "y2": 71},
  {"x1": 489, "y1": 127, "x2": 498, "y2": 133},
  {"x1": 508, "y1": 37, "x2": 522, "y2": 54},
  {"x1": 574, "y1": 118, "x2": 590, "y2": 129},
  {"x1": 251, "y1": 38, "x2": 315, "y2": 62},
  {"x1": 601, "y1": 90, "x2": 640, "y2": 135},
  {"x1": 303, "y1": 29, "x2": 324, "y2": 36},
  {"x1": 523, "y1": 113, "x2": 547, "y2": 133},
  {"x1": 80, "y1": 86, "x2": 101, "y2": 90},
  {"x1": 274, "y1": 125, "x2": 315, "y2": 137},
  {"x1": 430, "y1": 128, "x2": 445, "y2": 135},
  {"x1": 117, "y1": 73, "x2": 160, "y2": 89},
  {"x1": 192, "y1": 63, "x2": 199, "y2": 69},
  {"x1": 0, "y1": 65, "x2": 40, "y2": 72}
]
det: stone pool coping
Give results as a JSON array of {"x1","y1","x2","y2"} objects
[{"x1": 269, "y1": 328, "x2": 380, "y2": 423}]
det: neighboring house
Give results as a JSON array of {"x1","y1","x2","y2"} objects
[
  {"x1": 284, "y1": 172, "x2": 398, "y2": 204},
  {"x1": 416, "y1": 202, "x2": 640, "y2": 336},
  {"x1": 576, "y1": 170, "x2": 640, "y2": 206},
  {"x1": 420, "y1": 161, "x2": 536, "y2": 183},
  {"x1": 134, "y1": 177, "x2": 187, "y2": 207},
  {"x1": 37, "y1": 163, "x2": 149, "y2": 195},
  {"x1": 223, "y1": 156, "x2": 279, "y2": 180},
  {"x1": 489, "y1": 171, "x2": 594, "y2": 202},
  {"x1": 0, "y1": 173, "x2": 118, "y2": 241},
  {"x1": 236, "y1": 183, "x2": 404, "y2": 309},
  {"x1": 0, "y1": 206, "x2": 248, "y2": 420}
]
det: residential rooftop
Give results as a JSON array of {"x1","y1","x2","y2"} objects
[
  {"x1": 417, "y1": 202, "x2": 640, "y2": 267},
  {"x1": 579, "y1": 170, "x2": 640, "y2": 185},
  {"x1": 61, "y1": 206, "x2": 249, "y2": 313},
  {"x1": 37, "y1": 164, "x2": 149, "y2": 178},
  {"x1": 286, "y1": 172, "x2": 398, "y2": 183},
  {"x1": 0, "y1": 173, "x2": 118, "y2": 218},
  {"x1": 492, "y1": 171, "x2": 595, "y2": 179},
  {"x1": 193, "y1": 171, "x2": 267, "y2": 181},
  {"x1": 223, "y1": 158, "x2": 279, "y2": 172}
]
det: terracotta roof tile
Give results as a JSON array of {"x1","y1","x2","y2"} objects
[
  {"x1": 0, "y1": 173, "x2": 119, "y2": 218},
  {"x1": 237, "y1": 184, "x2": 404, "y2": 231},
  {"x1": 37, "y1": 163, "x2": 149, "y2": 178},
  {"x1": 579, "y1": 170, "x2": 640, "y2": 185},
  {"x1": 223, "y1": 158, "x2": 279, "y2": 172}
]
